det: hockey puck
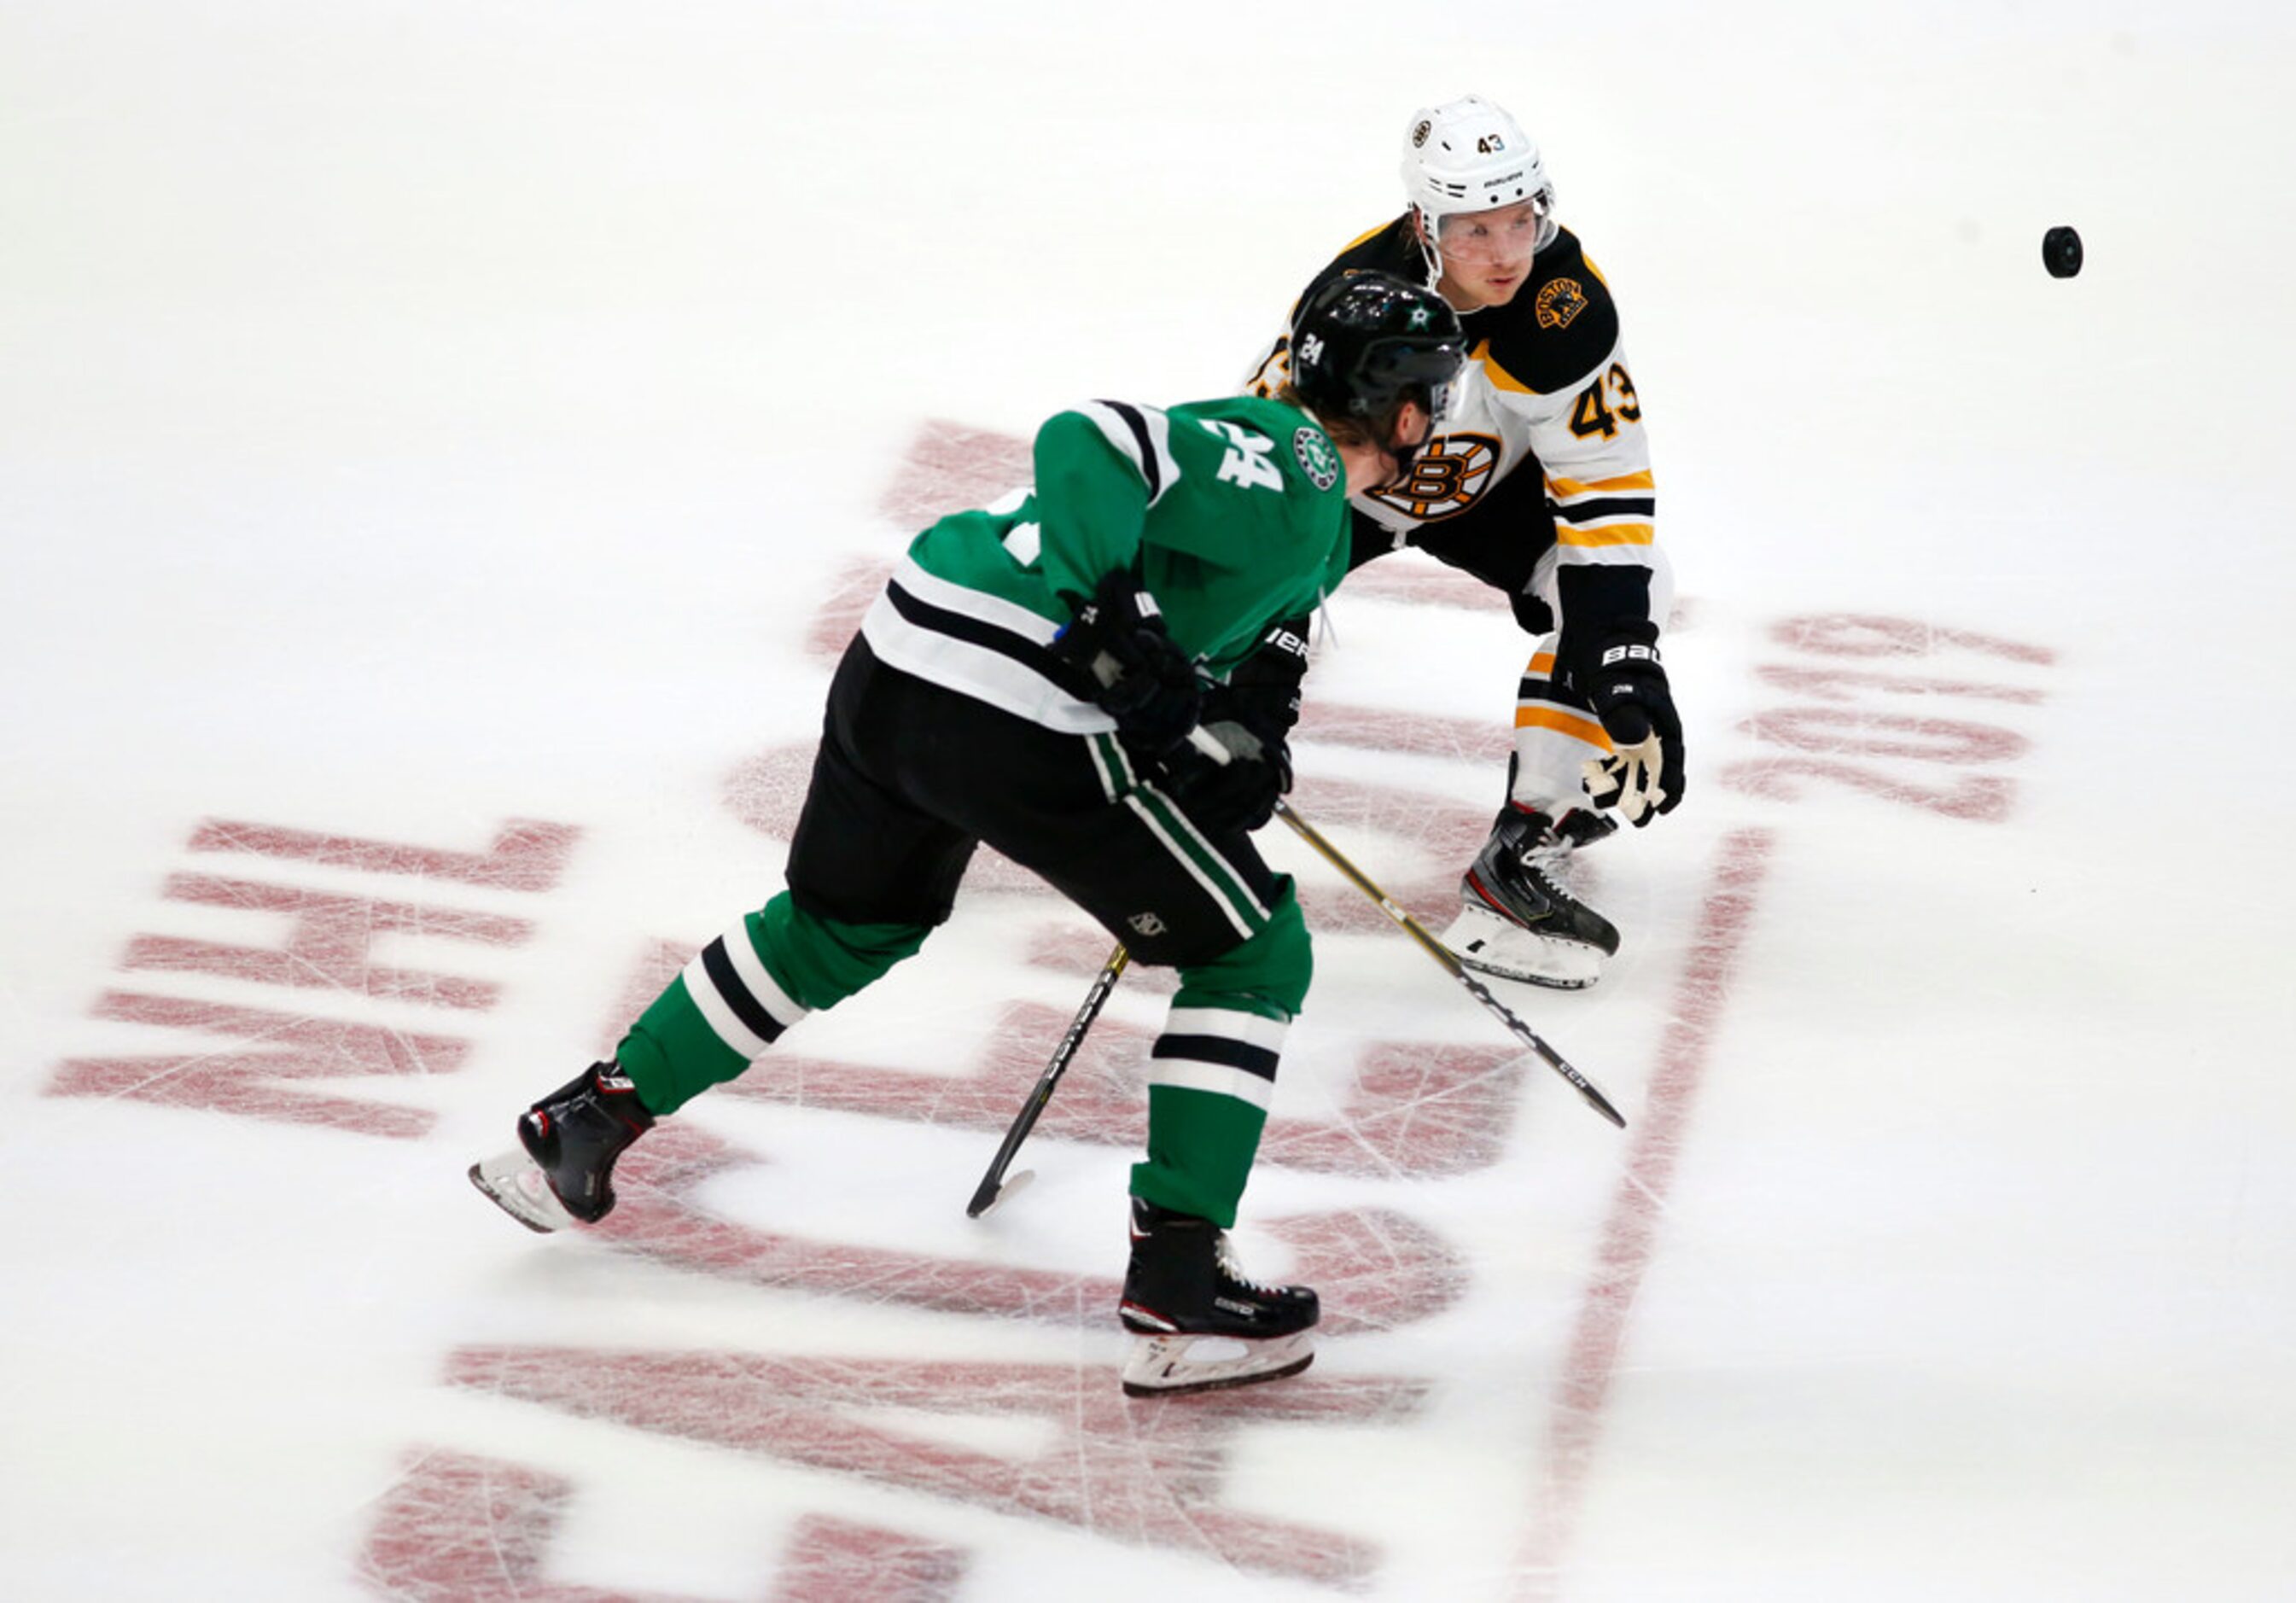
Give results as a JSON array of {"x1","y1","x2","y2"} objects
[{"x1": 2043, "y1": 225, "x2": 2083, "y2": 278}]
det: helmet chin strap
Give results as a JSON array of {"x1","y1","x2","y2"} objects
[{"x1": 1410, "y1": 207, "x2": 1448, "y2": 294}]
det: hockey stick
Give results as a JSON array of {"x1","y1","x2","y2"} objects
[
  {"x1": 1175, "y1": 726, "x2": 1624, "y2": 1128},
  {"x1": 964, "y1": 941, "x2": 1131, "y2": 1217},
  {"x1": 1267, "y1": 796, "x2": 1626, "y2": 1128}
]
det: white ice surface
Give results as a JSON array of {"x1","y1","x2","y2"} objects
[{"x1": 4, "y1": 3, "x2": 2295, "y2": 1600}]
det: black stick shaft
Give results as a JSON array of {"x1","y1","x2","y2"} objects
[{"x1": 964, "y1": 943, "x2": 1131, "y2": 1216}]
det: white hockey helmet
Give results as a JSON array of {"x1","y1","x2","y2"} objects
[{"x1": 1401, "y1": 96, "x2": 1559, "y2": 270}]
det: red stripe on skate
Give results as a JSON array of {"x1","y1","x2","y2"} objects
[{"x1": 1513, "y1": 826, "x2": 1775, "y2": 1601}]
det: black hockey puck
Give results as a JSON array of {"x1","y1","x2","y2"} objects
[{"x1": 2043, "y1": 225, "x2": 2083, "y2": 278}]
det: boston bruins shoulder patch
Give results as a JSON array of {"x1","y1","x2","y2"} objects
[
  {"x1": 1535, "y1": 277, "x2": 1588, "y2": 330},
  {"x1": 1293, "y1": 426, "x2": 1340, "y2": 492}
]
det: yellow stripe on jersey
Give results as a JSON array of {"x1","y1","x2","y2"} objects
[
  {"x1": 1556, "y1": 522, "x2": 1656, "y2": 548},
  {"x1": 1515, "y1": 705, "x2": 1612, "y2": 747},
  {"x1": 1524, "y1": 650, "x2": 1558, "y2": 676},
  {"x1": 1548, "y1": 470, "x2": 1656, "y2": 498},
  {"x1": 1473, "y1": 340, "x2": 1554, "y2": 398}
]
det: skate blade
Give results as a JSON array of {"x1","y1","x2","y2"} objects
[
  {"x1": 468, "y1": 1147, "x2": 576, "y2": 1234},
  {"x1": 1440, "y1": 904, "x2": 1604, "y2": 990},
  {"x1": 1120, "y1": 1327, "x2": 1317, "y2": 1398}
]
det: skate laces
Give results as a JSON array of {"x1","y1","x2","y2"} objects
[
  {"x1": 1511, "y1": 826, "x2": 1572, "y2": 885},
  {"x1": 1215, "y1": 1233, "x2": 1281, "y2": 1297},
  {"x1": 1506, "y1": 813, "x2": 1579, "y2": 872},
  {"x1": 1522, "y1": 842, "x2": 1571, "y2": 886}
]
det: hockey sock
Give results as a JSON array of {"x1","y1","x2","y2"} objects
[
  {"x1": 1127, "y1": 889, "x2": 1309, "y2": 1227},
  {"x1": 615, "y1": 895, "x2": 931, "y2": 1115},
  {"x1": 1131, "y1": 1054, "x2": 1278, "y2": 1227}
]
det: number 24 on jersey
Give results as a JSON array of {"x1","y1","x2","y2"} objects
[{"x1": 1202, "y1": 421, "x2": 1285, "y2": 492}]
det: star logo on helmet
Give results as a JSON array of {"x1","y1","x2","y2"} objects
[{"x1": 1407, "y1": 307, "x2": 1431, "y2": 329}]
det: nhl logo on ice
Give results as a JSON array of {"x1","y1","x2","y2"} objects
[
  {"x1": 1293, "y1": 427, "x2": 1340, "y2": 492},
  {"x1": 1128, "y1": 910, "x2": 1168, "y2": 937},
  {"x1": 1535, "y1": 277, "x2": 1588, "y2": 330}
]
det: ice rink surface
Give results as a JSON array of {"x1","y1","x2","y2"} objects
[{"x1": 5, "y1": 3, "x2": 2294, "y2": 1598}]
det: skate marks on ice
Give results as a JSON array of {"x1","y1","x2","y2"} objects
[
  {"x1": 44, "y1": 817, "x2": 580, "y2": 1138},
  {"x1": 1509, "y1": 613, "x2": 2060, "y2": 1595},
  {"x1": 1722, "y1": 614, "x2": 2057, "y2": 824},
  {"x1": 1512, "y1": 826, "x2": 1775, "y2": 1602},
  {"x1": 358, "y1": 1449, "x2": 971, "y2": 1601},
  {"x1": 369, "y1": 1361, "x2": 1419, "y2": 1595},
  {"x1": 424, "y1": 1128, "x2": 1447, "y2": 1591}
]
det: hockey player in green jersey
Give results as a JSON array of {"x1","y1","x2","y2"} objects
[
  {"x1": 473, "y1": 271, "x2": 1468, "y2": 1397},
  {"x1": 1247, "y1": 94, "x2": 1684, "y2": 991}
]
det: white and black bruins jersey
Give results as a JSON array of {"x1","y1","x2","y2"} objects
[{"x1": 1246, "y1": 218, "x2": 1668, "y2": 677}]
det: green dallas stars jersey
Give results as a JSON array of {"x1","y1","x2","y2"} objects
[{"x1": 858, "y1": 396, "x2": 1351, "y2": 734}]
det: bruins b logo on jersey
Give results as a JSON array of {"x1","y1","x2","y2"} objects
[{"x1": 1367, "y1": 433, "x2": 1501, "y2": 522}]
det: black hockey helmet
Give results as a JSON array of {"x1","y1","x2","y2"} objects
[{"x1": 1288, "y1": 270, "x2": 1468, "y2": 428}]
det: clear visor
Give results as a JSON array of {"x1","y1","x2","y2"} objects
[
  {"x1": 1361, "y1": 340, "x2": 1468, "y2": 424},
  {"x1": 1433, "y1": 194, "x2": 1556, "y2": 265}
]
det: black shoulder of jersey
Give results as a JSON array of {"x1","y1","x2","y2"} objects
[
  {"x1": 1285, "y1": 216, "x2": 1425, "y2": 319},
  {"x1": 1460, "y1": 226, "x2": 1623, "y2": 397}
]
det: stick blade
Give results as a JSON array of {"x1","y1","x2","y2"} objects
[
  {"x1": 1580, "y1": 1082, "x2": 1628, "y2": 1128},
  {"x1": 967, "y1": 1168, "x2": 1034, "y2": 1218}
]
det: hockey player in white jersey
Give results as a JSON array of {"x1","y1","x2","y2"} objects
[{"x1": 1247, "y1": 94, "x2": 1684, "y2": 988}]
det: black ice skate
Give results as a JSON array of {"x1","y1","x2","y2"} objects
[
  {"x1": 1439, "y1": 803, "x2": 1621, "y2": 989},
  {"x1": 1118, "y1": 1198, "x2": 1320, "y2": 1397},
  {"x1": 468, "y1": 1062, "x2": 655, "y2": 1233}
]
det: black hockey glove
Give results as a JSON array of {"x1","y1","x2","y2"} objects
[
  {"x1": 1578, "y1": 637, "x2": 1685, "y2": 826},
  {"x1": 1157, "y1": 617, "x2": 1310, "y2": 833},
  {"x1": 1162, "y1": 701, "x2": 1292, "y2": 834},
  {"x1": 1050, "y1": 569, "x2": 1201, "y2": 753},
  {"x1": 1220, "y1": 615, "x2": 1313, "y2": 738}
]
